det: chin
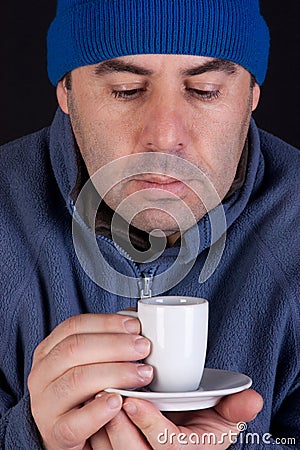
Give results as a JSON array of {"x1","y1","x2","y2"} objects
[{"x1": 130, "y1": 208, "x2": 199, "y2": 235}]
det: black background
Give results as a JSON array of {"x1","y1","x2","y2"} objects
[{"x1": 1, "y1": 1, "x2": 299, "y2": 148}]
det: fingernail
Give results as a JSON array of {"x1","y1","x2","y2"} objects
[
  {"x1": 106, "y1": 394, "x2": 122, "y2": 409},
  {"x1": 137, "y1": 364, "x2": 153, "y2": 379},
  {"x1": 124, "y1": 319, "x2": 140, "y2": 334},
  {"x1": 123, "y1": 401, "x2": 137, "y2": 416},
  {"x1": 134, "y1": 337, "x2": 150, "y2": 354}
]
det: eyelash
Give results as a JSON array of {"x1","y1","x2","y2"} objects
[
  {"x1": 112, "y1": 88, "x2": 146, "y2": 99},
  {"x1": 111, "y1": 87, "x2": 221, "y2": 102},
  {"x1": 186, "y1": 88, "x2": 221, "y2": 101}
]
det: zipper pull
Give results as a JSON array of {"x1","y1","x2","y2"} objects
[{"x1": 138, "y1": 273, "x2": 153, "y2": 299}]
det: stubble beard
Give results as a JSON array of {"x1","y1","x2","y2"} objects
[{"x1": 67, "y1": 86, "x2": 254, "y2": 236}]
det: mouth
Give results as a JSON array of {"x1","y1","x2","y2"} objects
[
  {"x1": 135, "y1": 175, "x2": 181, "y2": 183},
  {"x1": 129, "y1": 175, "x2": 190, "y2": 198}
]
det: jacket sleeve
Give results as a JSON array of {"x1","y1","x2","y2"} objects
[{"x1": 0, "y1": 388, "x2": 43, "y2": 449}]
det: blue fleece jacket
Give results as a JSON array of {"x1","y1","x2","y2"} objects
[{"x1": 0, "y1": 109, "x2": 299, "y2": 449}]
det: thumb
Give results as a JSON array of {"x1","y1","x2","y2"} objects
[{"x1": 215, "y1": 389, "x2": 263, "y2": 424}]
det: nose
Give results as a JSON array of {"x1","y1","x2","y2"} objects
[{"x1": 139, "y1": 92, "x2": 190, "y2": 153}]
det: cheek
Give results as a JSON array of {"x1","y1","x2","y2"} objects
[
  {"x1": 190, "y1": 110, "x2": 243, "y2": 164},
  {"x1": 73, "y1": 107, "x2": 142, "y2": 174},
  {"x1": 189, "y1": 103, "x2": 250, "y2": 196},
  {"x1": 87, "y1": 97, "x2": 143, "y2": 150},
  {"x1": 192, "y1": 92, "x2": 251, "y2": 147}
]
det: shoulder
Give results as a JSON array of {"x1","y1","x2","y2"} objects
[
  {"x1": 258, "y1": 128, "x2": 300, "y2": 174},
  {"x1": 0, "y1": 127, "x2": 51, "y2": 173},
  {"x1": 247, "y1": 127, "x2": 300, "y2": 288},
  {"x1": 0, "y1": 128, "x2": 67, "y2": 304},
  {"x1": 0, "y1": 127, "x2": 62, "y2": 234},
  {"x1": 253, "y1": 127, "x2": 300, "y2": 203},
  {"x1": 0, "y1": 128, "x2": 54, "y2": 205}
]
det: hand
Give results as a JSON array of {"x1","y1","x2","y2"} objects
[
  {"x1": 90, "y1": 388, "x2": 263, "y2": 449},
  {"x1": 27, "y1": 314, "x2": 153, "y2": 450}
]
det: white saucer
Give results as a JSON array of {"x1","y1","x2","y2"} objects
[{"x1": 105, "y1": 368, "x2": 252, "y2": 411}]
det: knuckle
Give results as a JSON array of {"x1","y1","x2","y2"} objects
[
  {"x1": 27, "y1": 370, "x2": 35, "y2": 392},
  {"x1": 68, "y1": 365, "x2": 85, "y2": 391},
  {"x1": 52, "y1": 375, "x2": 71, "y2": 400},
  {"x1": 32, "y1": 340, "x2": 48, "y2": 363},
  {"x1": 54, "y1": 417, "x2": 81, "y2": 448},
  {"x1": 63, "y1": 314, "x2": 83, "y2": 336},
  {"x1": 51, "y1": 333, "x2": 83, "y2": 363},
  {"x1": 64, "y1": 333, "x2": 84, "y2": 358},
  {"x1": 52, "y1": 365, "x2": 85, "y2": 399},
  {"x1": 27, "y1": 364, "x2": 43, "y2": 396}
]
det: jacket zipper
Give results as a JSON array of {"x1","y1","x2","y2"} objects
[
  {"x1": 98, "y1": 235, "x2": 155, "y2": 299},
  {"x1": 71, "y1": 200, "x2": 156, "y2": 299},
  {"x1": 138, "y1": 270, "x2": 155, "y2": 299}
]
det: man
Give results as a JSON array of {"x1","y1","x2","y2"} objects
[{"x1": 0, "y1": 0, "x2": 299, "y2": 449}]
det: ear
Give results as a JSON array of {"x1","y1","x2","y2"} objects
[
  {"x1": 251, "y1": 83, "x2": 260, "y2": 112},
  {"x1": 56, "y1": 79, "x2": 69, "y2": 114}
]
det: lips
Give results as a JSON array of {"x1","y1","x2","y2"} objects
[
  {"x1": 135, "y1": 174, "x2": 180, "y2": 183},
  {"x1": 129, "y1": 176, "x2": 189, "y2": 198}
]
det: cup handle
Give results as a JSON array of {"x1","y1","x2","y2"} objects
[{"x1": 117, "y1": 309, "x2": 138, "y2": 318}]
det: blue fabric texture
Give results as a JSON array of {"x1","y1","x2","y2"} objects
[
  {"x1": 47, "y1": 0, "x2": 270, "y2": 86},
  {"x1": 0, "y1": 109, "x2": 299, "y2": 448}
]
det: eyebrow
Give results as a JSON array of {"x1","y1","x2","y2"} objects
[
  {"x1": 94, "y1": 60, "x2": 154, "y2": 76},
  {"x1": 93, "y1": 58, "x2": 238, "y2": 78},
  {"x1": 181, "y1": 59, "x2": 238, "y2": 77}
]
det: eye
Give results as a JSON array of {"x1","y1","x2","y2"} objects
[
  {"x1": 186, "y1": 88, "x2": 221, "y2": 101},
  {"x1": 111, "y1": 88, "x2": 146, "y2": 100}
]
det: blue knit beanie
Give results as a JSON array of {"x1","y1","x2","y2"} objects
[{"x1": 47, "y1": 0, "x2": 270, "y2": 86}]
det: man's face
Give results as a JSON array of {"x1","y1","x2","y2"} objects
[{"x1": 57, "y1": 54, "x2": 260, "y2": 238}]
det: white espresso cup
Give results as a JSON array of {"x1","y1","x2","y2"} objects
[{"x1": 119, "y1": 296, "x2": 208, "y2": 392}]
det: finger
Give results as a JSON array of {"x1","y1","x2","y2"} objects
[
  {"x1": 37, "y1": 362, "x2": 153, "y2": 418},
  {"x1": 105, "y1": 409, "x2": 152, "y2": 450},
  {"x1": 33, "y1": 314, "x2": 141, "y2": 363},
  {"x1": 52, "y1": 393, "x2": 122, "y2": 450},
  {"x1": 123, "y1": 398, "x2": 179, "y2": 449},
  {"x1": 215, "y1": 389, "x2": 263, "y2": 423},
  {"x1": 31, "y1": 333, "x2": 150, "y2": 388},
  {"x1": 90, "y1": 427, "x2": 112, "y2": 450}
]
